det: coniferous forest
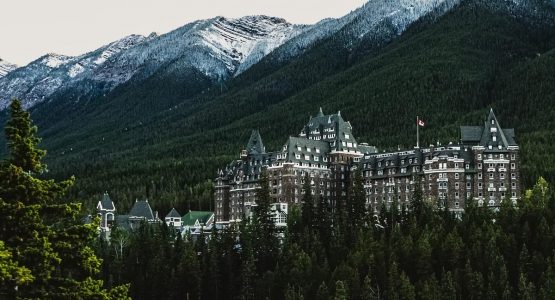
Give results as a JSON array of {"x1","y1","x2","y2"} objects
[{"x1": 97, "y1": 173, "x2": 555, "y2": 300}]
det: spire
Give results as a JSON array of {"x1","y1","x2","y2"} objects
[
  {"x1": 316, "y1": 107, "x2": 324, "y2": 117},
  {"x1": 480, "y1": 108, "x2": 510, "y2": 149},
  {"x1": 246, "y1": 129, "x2": 265, "y2": 154}
]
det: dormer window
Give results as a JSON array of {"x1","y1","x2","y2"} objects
[{"x1": 345, "y1": 133, "x2": 350, "y2": 139}]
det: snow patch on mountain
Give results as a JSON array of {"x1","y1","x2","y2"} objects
[
  {"x1": 68, "y1": 63, "x2": 85, "y2": 78},
  {"x1": 0, "y1": 34, "x2": 151, "y2": 110},
  {"x1": 271, "y1": 0, "x2": 460, "y2": 62},
  {"x1": 197, "y1": 16, "x2": 303, "y2": 75},
  {"x1": 42, "y1": 53, "x2": 72, "y2": 68},
  {"x1": 0, "y1": 58, "x2": 18, "y2": 78}
]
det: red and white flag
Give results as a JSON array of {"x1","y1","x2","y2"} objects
[{"x1": 417, "y1": 119, "x2": 425, "y2": 127}]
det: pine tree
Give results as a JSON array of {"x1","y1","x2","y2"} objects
[
  {"x1": 334, "y1": 280, "x2": 347, "y2": 300},
  {"x1": 240, "y1": 247, "x2": 256, "y2": 300},
  {"x1": 315, "y1": 195, "x2": 332, "y2": 252},
  {"x1": 440, "y1": 271, "x2": 457, "y2": 300},
  {"x1": 361, "y1": 275, "x2": 378, "y2": 300},
  {"x1": 301, "y1": 174, "x2": 314, "y2": 232},
  {"x1": 410, "y1": 177, "x2": 424, "y2": 224},
  {"x1": 252, "y1": 172, "x2": 279, "y2": 273},
  {"x1": 316, "y1": 281, "x2": 330, "y2": 300},
  {"x1": 349, "y1": 169, "x2": 367, "y2": 231},
  {"x1": 0, "y1": 99, "x2": 129, "y2": 298}
]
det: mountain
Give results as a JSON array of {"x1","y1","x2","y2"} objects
[
  {"x1": 0, "y1": 34, "x2": 152, "y2": 110},
  {"x1": 0, "y1": 58, "x2": 17, "y2": 78},
  {"x1": 2, "y1": 0, "x2": 555, "y2": 213},
  {"x1": 0, "y1": 16, "x2": 303, "y2": 111}
]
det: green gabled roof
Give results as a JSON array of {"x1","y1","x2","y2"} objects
[{"x1": 182, "y1": 211, "x2": 213, "y2": 226}]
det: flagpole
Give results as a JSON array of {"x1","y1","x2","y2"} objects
[{"x1": 416, "y1": 116, "x2": 419, "y2": 149}]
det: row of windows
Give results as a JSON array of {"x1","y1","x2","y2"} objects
[{"x1": 477, "y1": 153, "x2": 516, "y2": 160}]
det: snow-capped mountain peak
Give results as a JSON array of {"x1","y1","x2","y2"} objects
[
  {"x1": 0, "y1": 58, "x2": 18, "y2": 78},
  {"x1": 0, "y1": 34, "x2": 152, "y2": 110},
  {"x1": 197, "y1": 15, "x2": 303, "y2": 75},
  {"x1": 93, "y1": 34, "x2": 151, "y2": 65},
  {"x1": 40, "y1": 53, "x2": 73, "y2": 68}
]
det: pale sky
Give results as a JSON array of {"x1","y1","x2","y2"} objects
[{"x1": 0, "y1": 0, "x2": 367, "y2": 66}]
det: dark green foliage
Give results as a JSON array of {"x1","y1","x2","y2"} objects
[
  {"x1": 0, "y1": 99, "x2": 128, "y2": 298},
  {"x1": 250, "y1": 173, "x2": 279, "y2": 273},
  {"x1": 96, "y1": 176, "x2": 555, "y2": 300}
]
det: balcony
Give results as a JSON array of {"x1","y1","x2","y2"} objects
[
  {"x1": 499, "y1": 167, "x2": 507, "y2": 172},
  {"x1": 499, "y1": 187, "x2": 507, "y2": 192},
  {"x1": 488, "y1": 187, "x2": 496, "y2": 192},
  {"x1": 487, "y1": 168, "x2": 496, "y2": 172}
]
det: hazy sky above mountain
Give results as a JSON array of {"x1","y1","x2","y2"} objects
[{"x1": 0, "y1": 0, "x2": 366, "y2": 66}]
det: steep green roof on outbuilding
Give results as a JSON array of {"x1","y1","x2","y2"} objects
[{"x1": 182, "y1": 211, "x2": 214, "y2": 226}]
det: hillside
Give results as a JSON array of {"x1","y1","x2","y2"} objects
[{"x1": 2, "y1": 0, "x2": 555, "y2": 214}]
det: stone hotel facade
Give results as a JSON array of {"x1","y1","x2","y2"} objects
[{"x1": 214, "y1": 108, "x2": 520, "y2": 224}]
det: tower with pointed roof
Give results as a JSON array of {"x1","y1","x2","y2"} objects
[
  {"x1": 460, "y1": 108, "x2": 520, "y2": 206},
  {"x1": 96, "y1": 192, "x2": 116, "y2": 233}
]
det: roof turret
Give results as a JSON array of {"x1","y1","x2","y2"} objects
[{"x1": 245, "y1": 129, "x2": 265, "y2": 154}]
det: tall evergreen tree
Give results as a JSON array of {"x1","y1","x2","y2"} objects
[
  {"x1": 301, "y1": 174, "x2": 314, "y2": 232},
  {"x1": 0, "y1": 99, "x2": 129, "y2": 298},
  {"x1": 350, "y1": 169, "x2": 367, "y2": 230},
  {"x1": 251, "y1": 172, "x2": 279, "y2": 273},
  {"x1": 334, "y1": 280, "x2": 347, "y2": 300}
]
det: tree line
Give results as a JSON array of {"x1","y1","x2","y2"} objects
[{"x1": 99, "y1": 170, "x2": 555, "y2": 300}]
